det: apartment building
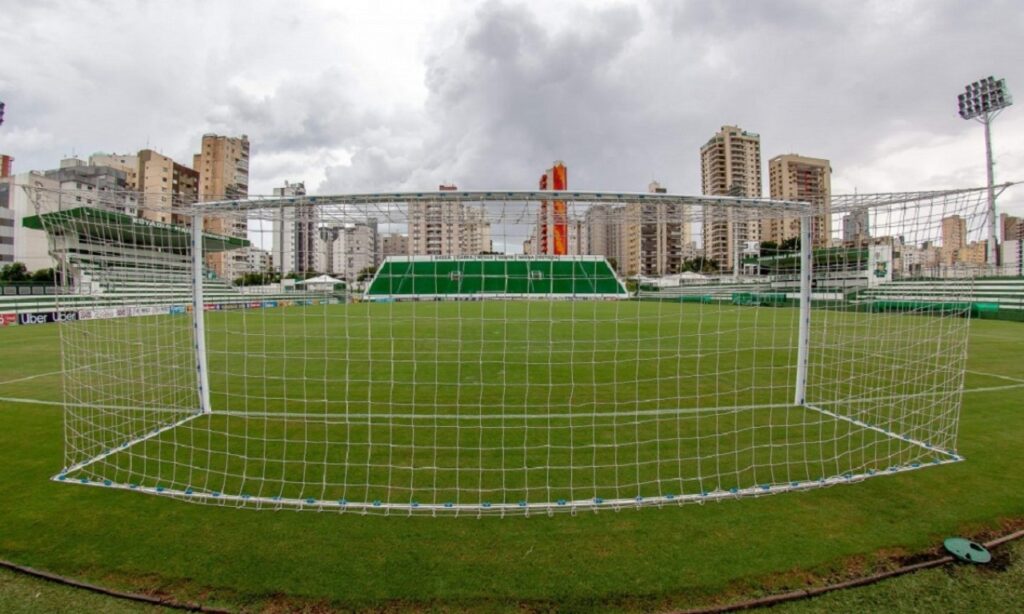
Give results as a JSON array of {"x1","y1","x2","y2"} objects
[{"x1": 700, "y1": 125, "x2": 761, "y2": 272}]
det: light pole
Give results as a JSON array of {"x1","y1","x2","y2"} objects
[{"x1": 958, "y1": 76, "x2": 1012, "y2": 267}]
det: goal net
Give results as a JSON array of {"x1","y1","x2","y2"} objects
[{"x1": 28, "y1": 185, "x2": 991, "y2": 515}]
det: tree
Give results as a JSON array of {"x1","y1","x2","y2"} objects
[
  {"x1": 682, "y1": 257, "x2": 719, "y2": 274},
  {"x1": 234, "y1": 271, "x2": 281, "y2": 287},
  {"x1": 31, "y1": 268, "x2": 58, "y2": 284},
  {"x1": 779, "y1": 236, "x2": 800, "y2": 252},
  {"x1": 0, "y1": 262, "x2": 29, "y2": 283},
  {"x1": 356, "y1": 266, "x2": 377, "y2": 281}
]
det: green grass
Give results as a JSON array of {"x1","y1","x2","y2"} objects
[
  {"x1": 0, "y1": 566, "x2": 160, "y2": 613},
  {"x1": 0, "y1": 304, "x2": 1022, "y2": 611},
  {"x1": 7, "y1": 537, "x2": 1024, "y2": 612},
  {"x1": 58, "y1": 302, "x2": 962, "y2": 510}
]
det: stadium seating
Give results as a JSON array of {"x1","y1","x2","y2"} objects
[{"x1": 365, "y1": 256, "x2": 628, "y2": 299}]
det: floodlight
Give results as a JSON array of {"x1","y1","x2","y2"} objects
[{"x1": 957, "y1": 76, "x2": 1013, "y2": 265}]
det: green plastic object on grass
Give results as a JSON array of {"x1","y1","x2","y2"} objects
[{"x1": 943, "y1": 537, "x2": 991, "y2": 564}]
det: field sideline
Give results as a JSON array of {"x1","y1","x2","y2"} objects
[{"x1": 0, "y1": 310, "x2": 1022, "y2": 611}]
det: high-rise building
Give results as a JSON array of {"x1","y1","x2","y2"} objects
[
  {"x1": 1, "y1": 154, "x2": 13, "y2": 178},
  {"x1": 408, "y1": 184, "x2": 490, "y2": 256},
  {"x1": 615, "y1": 181, "x2": 693, "y2": 277},
  {"x1": 43, "y1": 158, "x2": 138, "y2": 216},
  {"x1": 0, "y1": 181, "x2": 14, "y2": 264},
  {"x1": 194, "y1": 133, "x2": 250, "y2": 278},
  {"x1": 960, "y1": 241, "x2": 987, "y2": 266},
  {"x1": 1, "y1": 172, "x2": 59, "y2": 270},
  {"x1": 1001, "y1": 213, "x2": 1023, "y2": 242},
  {"x1": 536, "y1": 161, "x2": 568, "y2": 255},
  {"x1": 6, "y1": 162, "x2": 137, "y2": 271},
  {"x1": 941, "y1": 215, "x2": 968, "y2": 266},
  {"x1": 462, "y1": 205, "x2": 492, "y2": 255},
  {"x1": 700, "y1": 126, "x2": 762, "y2": 272},
  {"x1": 89, "y1": 153, "x2": 139, "y2": 187},
  {"x1": 315, "y1": 220, "x2": 378, "y2": 281},
  {"x1": 1002, "y1": 239, "x2": 1022, "y2": 276},
  {"x1": 842, "y1": 209, "x2": 870, "y2": 245},
  {"x1": 381, "y1": 233, "x2": 409, "y2": 259},
  {"x1": 767, "y1": 154, "x2": 831, "y2": 247},
  {"x1": 136, "y1": 149, "x2": 199, "y2": 226},
  {"x1": 523, "y1": 217, "x2": 586, "y2": 256},
  {"x1": 585, "y1": 204, "x2": 619, "y2": 265},
  {"x1": 240, "y1": 247, "x2": 273, "y2": 274},
  {"x1": 270, "y1": 181, "x2": 317, "y2": 276}
]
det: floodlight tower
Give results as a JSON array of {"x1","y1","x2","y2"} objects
[{"x1": 958, "y1": 76, "x2": 1013, "y2": 265}]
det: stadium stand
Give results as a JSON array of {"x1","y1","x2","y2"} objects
[
  {"x1": 857, "y1": 277, "x2": 1024, "y2": 312},
  {"x1": 364, "y1": 255, "x2": 628, "y2": 300},
  {"x1": 1, "y1": 207, "x2": 322, "y2": 318}
]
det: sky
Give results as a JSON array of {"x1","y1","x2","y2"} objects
[{"x1": 1, "y1": 0, "x2": 1023, "y2": 216}]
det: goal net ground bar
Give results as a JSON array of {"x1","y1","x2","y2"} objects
[{"x1": 53, "y1": 457, "x2": 962, "y2": 516}]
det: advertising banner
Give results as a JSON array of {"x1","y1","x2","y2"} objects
[
  {"x1": 0, "y1": 313, "x2": 16, "y2": 327},
  {"x1": 78, "y1": 307, "x2": 120, "y2": 321},
  {"x1": 18, "y1": 311, "x2": 78, "y2": 325},
  {"x1": 868, "y1": 244, "x2": 893, "y2": 287},
  {"x1": 130, "y1": 305, "x2": 168, "y2": 317},
  {"x1": 169, "y1": 305, "x2": 186, "y2": 315}
]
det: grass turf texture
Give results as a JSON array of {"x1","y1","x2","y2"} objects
[
  {"x1": 59, "y1": 302, "x2": 957, "y2": 510},
  {"x1": 6, "y1": 534, "x2": 1024, "y2": 613},
  {"x1": 0, "y1": 306, "x2": 1020, "y2": 610}
]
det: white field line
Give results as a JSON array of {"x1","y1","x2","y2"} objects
[
  {"x1": 0, "y1": 396, "x2": 63, "y2": 408},
  {"x1": 4, "y1": 382, "x2": 1024, "y2": 414},
  {"x1": 0, "y1": 369, "x2": 66, "y2": 386},
  {"x1": 966, "y1": 369, "x2": 1024, "y2": 384}
]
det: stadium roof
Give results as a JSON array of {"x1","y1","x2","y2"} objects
[{"x1": 22, "y1": 206, "x2": 249, "y2": 253}]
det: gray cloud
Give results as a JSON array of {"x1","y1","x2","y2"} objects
[
  {"x1": 1, "y1": 0, "x2": 1022, "y2": 213},
  {"x1": 312, "y1": 0, "x2": 1024, "y2": 209}
]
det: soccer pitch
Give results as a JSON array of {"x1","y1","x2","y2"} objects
[
  {"x1": 0, "y1": 306, "x2": 1022, "y2": 610},
  {"x1": 59, "y1": 301, "x2": 958, "y2": 512}
]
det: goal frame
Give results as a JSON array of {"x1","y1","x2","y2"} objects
[{"x1": 37, "y1": 187, "x2": 977, "y2": 515}]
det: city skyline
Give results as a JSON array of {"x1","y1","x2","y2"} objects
[{"x1": 0, "y1": 1, "x2": 1021, "y2": 219}]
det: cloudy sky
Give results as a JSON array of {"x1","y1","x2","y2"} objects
[{"x1": 1, "y1": 0, "x2": 1022, "y2": 214}]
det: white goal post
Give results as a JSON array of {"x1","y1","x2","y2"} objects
[{"x1": 25, "y1": 185, "x2": 995, "y2": 515}]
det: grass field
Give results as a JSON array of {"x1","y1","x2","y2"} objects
[
  {"x1": 6, "y1": 535, "x2": 1024, "y2": 612},
  {"x1": 60, "y1": 301, "x2": 959, "y2": 512},
  {"x1": 0, "y1": 303, "x2": 1022, "y2": 611}
]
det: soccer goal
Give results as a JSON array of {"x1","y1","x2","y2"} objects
[{"x1": 27, "y1": 185, "x2": 993, "y2": 515}]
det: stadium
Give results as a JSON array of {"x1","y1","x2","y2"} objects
[{"x1": 1, "y1": 184, "x2": 1023, "y2": 610}]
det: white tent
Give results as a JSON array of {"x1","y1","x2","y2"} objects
[{"x1": 295, "y1": 274, "x2": 345, "y2": 292}]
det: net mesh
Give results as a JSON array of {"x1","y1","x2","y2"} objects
[{"x1": 27, "y1": 185, "x2": 989, "y2": 515}]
